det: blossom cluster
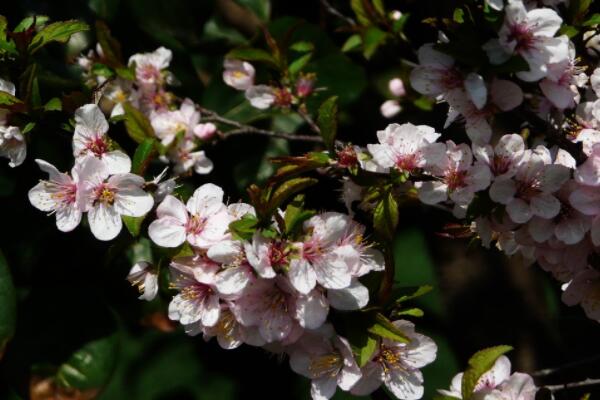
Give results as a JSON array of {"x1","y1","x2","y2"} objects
[
  {"x1": 28, "y1": 104, "x2": 156, "y2": 240},
  {"x1": 438, "y1": 355, "x2": 538, "y2": 399},
  {"x1": 126, "y1": 182, "x2": 438, "y2": 400},
  {"x1": 223, "y1": 58, "x2": 317, "y2": 110},
  {"x1": 78, "y1": 46, "x2": 216, "y2": 176}
]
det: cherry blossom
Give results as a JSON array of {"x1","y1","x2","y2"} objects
[
  {"x1": 289, "y1": 326, "x2": 361, "y2": 400},
  {"x1": 28, "y1": 159, "x2": 85, "y2": 232},
  {"x1": 410, "y1": 44, "x2": 462, "y2": 99},
  {"x1": 126, "y1": 261, "x2": 159, "y2": 301},
  {"x1": 351, "y1": 320, "x2": 437, "y2": 400},
  {"x1": 79, "y1": 157, "x2": 154, "y2": 241},
  {"x1": 473, "y1": 134, "x2": 526, "y2": 180},
  {"x1": 367, "y1": 123, "x2": 443, "y2": 173},
  {"x1": 223, "y1": 59, "x2": 255, "y2": 90},
  {"x1": 73, "y1": 104, "x2": 131, "y2": 174},
  {"x1": 539, "y1": 43, "x2": 587, "y2": 109},
  {"x1": 489, "y1": 146, "x2": 571, "y2": 224},
  {"x1": 0, "y1": 126, "x2": 26, "y2": 168},
  {"x1": 438, "y1": 355, "x2": 511, "y2": 398},
  {"x1": 245, "y1": 85, "x2": 276, "y2": 109},
  {"x1": 485, "y1": 0, "x2": 568, "y2": 81},
  {"x1": 562, "y1": 267, "x2": 600, "y2": 321},
  {"x1": 150, "y1": 98, "x2": 201, "y2": 146},
  {"x1": 148, "y1": 183, "x2": 230, "y2": 248},
  {"x1": 128, "y1": 46, "x2": 172, "y2": 89}
]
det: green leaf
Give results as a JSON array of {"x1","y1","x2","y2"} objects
[
  {"x1": 316, "y1": 96, "x2": 338, "y2": 152},
  {"x1": 0, "y1": 250, "x2": 16, "y2": 359},
  {"x1": 288, "y1": 53, "x2": 312, "y2": 76},
  {"x1": 362, "y1": 26, "x2": 387, "y2": 59},
  {"x1": 0, "y1": 92, "x2": 23, "y2": 109},
  {"x1": 122, "y1": 102, "x2": 154, "y2": 143},
  {"x1": 92, "y1": 63, "x2": 115, "y2": 78},
  {"x1": 22, "y1": 121, "x2": 36, "y2": 134},
  {"x1": 583, "y1": 13, "x2": 600, "y2": 26},
  {"x1": 413, "y1": 96, "x2": 435, "y2": 111},
  {"x1": 226, "y1": 47, "x2": 279, "y2": 69},
  {"x1": 290, "y1": 41, "x2": 314, "y2": 52},
  {"x1": 13, "y1": 15, "x2": 49, "y2": 32},
  {"x1": 434, "y1": 396, "x2": 462, "y2": 400},
  {"x1": 229, "y1": 213, "x2": 259, "y2": 241},
  {"x1": 558, "y1": 24, "x2": 579, "y2": 38},
  {"x1": 266, "y1": 177, "x2": 318, "y2": 218},
  {"x1": 367, "y1": 313, "x2": 410, "y2": 343},
  {"x1": 0, "y1": 15, "x2": 7, "y2": 42},
  {"x1": 393, "y1": 307, "x2": 424, "y2": 317},
  {"x1": 453, "y1": 8, "x2": 465, "y2": 23},
  {"x1": 115, "y1": 67, "x2": 135, "y2": 81},
  {"x1": 373, "y1": 0, "x2": 386, "y2": 16},
  {"x1": 373, "y1": 191, "x2": 399, "y2": 241},
  {"x1": 89, "y1": 0, "x2": 121, "y2": 21},
  {"x1": 122, "y1": 215, "x2": 145, "y2": 237},
  {"x1": 351, "y1": 0, "x2": 371, "y2": 25},
  {"x1": 283, "y1": 195, "x2": 315, "y2": 237},
  {"x1": 568, "y1": 0, "x2": 592, "y2": 25},
  {"x1": 395, "y1": 285, "x2": 433, "y2": 304},
  {"x1": 356, "y1": 334, "x2": 377, "y2": 367},
  {"x1": 55, "y1": 334, "x2": 118, "y2": 390},
  {"x1": 28, "y1": 20, "x2": 90, "y2": 54},
  {"x1": 43, "y1": 97, "x2": 62, "y2": 111},
  {"x1": 461, "y1": 346, "x2": 513, "y2": 399},
  {"x1": 132, "y1": 138, "x2": 158, "y2": 175},
  {"x1": 341, "y1": 34, "x2": 362, "y2": 52}
]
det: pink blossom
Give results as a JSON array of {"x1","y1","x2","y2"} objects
[
  {"x1": 79, "y1": 157, "x2": 154, "y2": 241},
  {"x1": 0, "y1": 126, "x2": 26, "y2": 168},
  {"x1": 223, "y1": 59, "x2": 255, "y2": 91},
  {"x1": 245, "y1": 85, "x2": 276, "y2": 109},
  {"x1": 165, "y1": 137, "x2": 213, "y2": 175},
  {"x1": 128, "y1": 47, "x2": 172, "y2": 89},
  {"x1": 473, "y1": 134, "x2": 526, "y2": 180},
  {"x1": 539, "y1": 44, "x2": 587, "y2": 109},
  {"x1": 438, "y1": 355, "x2": 511, "y2": 398},
  {"x1": 380, "y1": 100, "x2": 402, "y2": 118},
  {"x1": 417, "y1": 141, "x2": 492, "y2": 210},
  {"x1": 150, "y1": 99, "x2": 201, "y2": 146},
  {"x1": 351, "y1": 320, "x2": 437, "y2": 400},
  {"x1": 389, "y1": 78, "x2": 406, "y2": 97},
  {"x1": 489, "y1": 146, "x2": 571, "y2": 223},
  {"x1": 168, "y1": 257, "x2": 222, "y2": 326},
  {"x1": 573, "y1": 143, "x2": 600, "y2": 186},
  {"x1": 410, "y1": 44, "x2": 462, "y2": 98},
  {"x1": 289, "y1": 326, "x2": 362, "y2": 400},
  {"x1": 562, "y1": 267, "x2": 600, "y2": 321},
  {"x1": 126, "y1": 261, "x2": 158, "y2": 301},
  {"x1": 73, "y1": 104, "x2": 131, "y2": 174},
  {"x1": 485, "y1": 0, "x2": 568, "y2": 81},
  {"x1": 367, "y1": 123, "x2": 443, "y2": 174},
  {"x1": 28, "y1": 159, "x2": 84, "y2": 232},
  {"x1": 148, "y1": 183, "x2": 230, "y2": 248},
  {"x1": 193, "y1": 122, "x2": 217, "y2": 141}
]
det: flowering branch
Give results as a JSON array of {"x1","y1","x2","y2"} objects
[{"x1": 198, "y1": 106, "x2": 325, "y2": 143}]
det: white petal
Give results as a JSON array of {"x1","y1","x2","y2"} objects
[
  {"x1": 102, "y1": 151, "x2": 132, "y2": 174},
  {"x1": 288, "y1": 258, "x2": 317, "y2": 294},
  {"x1": 327, "y1": 280, "x2": 369, "y2": 311},
  {"x1": 148, "y1": 217, "x2": 187, "y2": 247},
  {"x1": 186, "y1": 183, "x2": 225, "y2": 217},
  {"x1": 55, "y1": 207, "x2": 82, "y2": 232},
  {"x1": 464, "y1": 73, "x2": 488, "y2": 110},
  {"x1": 215, "y1": 266, "x2": 251, "y2": 295},
  {"x1": 295, "y1": 290, "x2": 329, "y2": 330},
  {"x1": 88, "y1": 203, "x2": 122, "y2": 241}
]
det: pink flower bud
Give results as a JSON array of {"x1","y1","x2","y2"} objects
[
  {"x1": 388, "y1": 78, "x2": 406, "y2": 97},
  {"x1": 194, "y1": 122, "x2": 217, "y2": 140}
]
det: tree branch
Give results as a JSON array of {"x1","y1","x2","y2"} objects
[
  {"x1": 533, "y1": 354, "x2": 600, "y2": 377},
  {"x1": 198, "y1": 106, "x2": 324, "y2": 143},
  {"x1": 319, "y1": 0, "x2": 356, "y2": 26},
  {"x1": 544, "y1": 378, "x2": 600, "y2": 392}
]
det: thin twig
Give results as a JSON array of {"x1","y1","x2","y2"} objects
[
  {"x1": 198, "y1": 106, "x2": 324, "y2": 143},
  {"x1": 533, "y1": 355, "x2": 600, "y2": 377},
  {"x1": 544, "y1": 378, "x2": 600, "y2": 392},
  {"x1": 320, "y1": 0, "x2": 356, "y2": 26}
]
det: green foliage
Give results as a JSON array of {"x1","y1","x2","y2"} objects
[
  {"x1": 28, "y1": 20, "x2": 90, "y2": 54},
  {"x1": 341, "y1": 34, "x2": 362, "y2": 52},
  {"x1": 316, "y1": 96, "x2": 338, "y2": 152},
  {"x1": 362, "y1": 26, "x2": 387, "y2": 59},
  {"x1": 367, "y1": 313, "x2": 410, "y2": 343},
  {"x1": 283, "y1": 195, "x2": 315, "y2": 237},
  {"x1": 0, "y1": 92, "x2": 23, "y2": 109},
  {"x1": 132, "y1": 138, "x2": 158, "y2": 175},
  {"x1": 583, "y1": 13, "x2": 600, "y2": 26},
  {"x1": 461, "y1": 346, "x2": 513, "y2": 399},
  {"x1": 55, "y1": 334, "x2": 118, "y2": 390},
  {"x1": 373, "y1": 191, "x2": 399, "y2": 241},
  {"x1": 43, "y1": 97, "x2": 62, "y2": 111},
  {"x1": 234, "y1": 0, "x2": 271, "y2": 21},
  {"x1": 0, "y1": 250, "x2": 16, "y2": 359},
  {"x1": 122, "y1": 215, "x2": 146, "y2": 237},
  {"x1": 226, "y1": 47, "x2": 279, "y2": 69},
  {"x1": 122, "y1": 102, "x2": 154, "y2": 143},
  {"x1": 229, "y1": 213, "x2": 259, "y2": 241}
]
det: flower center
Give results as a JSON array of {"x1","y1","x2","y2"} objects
[
  {"x1": 186, "y1": 215, "x2": 207, "y2": 235},
  {"x1": 376, "y1": 345, "x2": 405, "y2": 373},
  {"x1": 140, "y1": 65, "x2": 161, "y2": 82},
  {"x1": 508, "y1": 23, "x2": 536, "y2": 52},
  {"x1": 395, "y1": 153, "x2": 420, "y2": 172},
  {"x1": 308, "y1": 353, "x2": 343, "y2": 379},
  {"x1": 86, "y1": 136, "x2": 108, "y2": 157},
  {"x1": 180, "y1": 283, "x2": 211, "y2": 300},
  {"x1": 95, "y1": 184, "x2": 116, "y2": 205},
  {"x1": 446, "y1": 168, "x2": 468, "y2": 191},
  {"x1": 492, "y1": 155, "x2": 512, "y2": 176}
]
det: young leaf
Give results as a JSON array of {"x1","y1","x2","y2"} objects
[
  {"x1": 461, "y1": 345, "x2": 513, "y2": 399},
  {"x1": 226, "y1": 47, "x2": 279, "y2": 69},
  {"x1": 341, "y1": 34, "x2": 362, "y2": 52},
  {"x1": 583, "y1": 13, "x2": 600, "y2": 26},
  {"x1": 373, "y1": 191, "x2": 399, "y2": 241},
  {"x1": 43, "y1": 97, "x2": 62, "y2": 111},
  {"x1": 229, "y1": 213, "x2": 259, "y2": 241},
  {"x1": 55, "y1": 334, "x2": 118, "y2": 390},
  {"x1": 283, "y1": 195, "x2": 315, "y2": 237},
  {"x1": 367, "y1": 313, "x2": 410, "y2": 343},
  {"x1": 132, "y1": 138, "x2": 158, "y2": 175},
  {"x1": 13, "y1": 15, "x2": 50, "y2": 32},
  {"x1": 0, "y1": 250, "x2": 16, "y2": 360},
  {"x1": 362, "y1": 26, "x2": 387, "y2": 59},
  {"x1": 351, "y1": 0, "x2": 371, "y2": 25},
  {"x1": 290, "y1": 41, "x2": 314, "y2": 53},
  {"x1": 266, "y1": 177, "x2": 318, "y2": 217},
  {"x1": 316, "y1": 96, "x2": 338, "y2": 152},
  {"x1": 28, "y1": 20, "x2": 90, "y2": 54},
  {"x1": 0, "y1": 92, "x2": 23, "y2": 109},
  {"x1": 122, "y1": 102, "x2": 154, "y2": 143},
  {"x1": 394, "y1": 285, "x2": 433, "y2": 304},
  {"x1": 393, "y1": 307, "x2": 424, "y2": 317},
  {"x1": 288, "y1": 53, "x2": 312, "y2": 76}
]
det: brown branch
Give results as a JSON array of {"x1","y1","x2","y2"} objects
[
  {"x1": 197, "y1": 106, "x2": 324, "y2": 144},
  {"x1": 320, "y1": 0, "x2": 356, "y2": 26},
  {"x1": 533, "y1": 354, "x2": 600, "y2": 377},
  {"x1": 544, "y1": 378, "x2": 600, "y2": 392}
]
